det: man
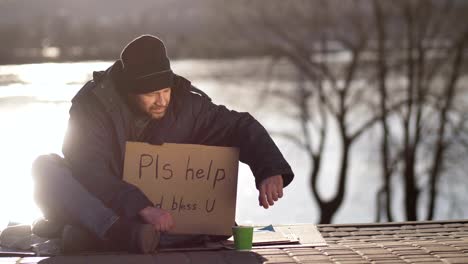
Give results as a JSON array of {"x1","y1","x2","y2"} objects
[{"x1": 33, "y1": 35, "x2": 294, "y2": 254}]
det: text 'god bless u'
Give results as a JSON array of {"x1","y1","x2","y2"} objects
[{"x1": 137, "y1": 153, "x2": 228, "y2": 213}]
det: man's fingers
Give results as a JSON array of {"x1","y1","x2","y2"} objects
[
  {"x1": 167, "y1": 216, "x2": 175, "y2": 230},
  {"x1": 257, "y1": 175, "x2": 285, "y2": 209},
  {"x1": 271, "y1": 187, "x2": 279, "y2": 201},
  {"x1": 277, "y1": 177, "x2": 284, "y2": 198},
  {"x1": 267, "y1": 192, "x2": 274, "y2": 206},
  {"x1": 278, "y1": 187, "x2": 284, "y2": 198},
  {"x1": 270, "y1": 182, "x2": 279, "y2": 201},
  {"x1": 164, "y1": 220, "x2": 171, "y2": 232},
  {"x1": 259, "y1": 185, "x2": 269, "y2": 209},
  {"x1": 162, "y1": 216, "x2": 173, "y2": 232},
  {"x1": 260, "y1": 196, "x2": 269, "y2": 209},
  {"x1": 266, "y1": 184, "x2": 275, "y2": 206}
]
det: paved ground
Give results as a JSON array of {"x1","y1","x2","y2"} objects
[{"x1": 1, "y1": 219, "x2": 468, "y2": 263}]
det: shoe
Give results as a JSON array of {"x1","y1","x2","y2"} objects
[
  {"x1": 61, "y1": 225, "x2": 103, "y2": 254},
  {"x1": 105, "y1": 220, "x2": 160, "y2": 254},
  {"x1": 32, "y1": 218, "x2": 65, "y2": 239},
  {"x1": 130, "y1": 223, "x2": 160, "y2": 254}
]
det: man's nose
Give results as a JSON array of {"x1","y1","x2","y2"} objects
[{"x1": 155, "y1": 94, "x2": 166, "y2": 105}]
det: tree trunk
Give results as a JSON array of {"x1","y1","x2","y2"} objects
[
  {"x1": 404, "y1": 149, "x2": 419, "y2": 221},
  {"x1": 427, "y1": 32, "x2": 467, "y2": 220},
  {"x1": 402, "y1": 1, "x2": 419, "y2": 221},
  {"x1": 319, "y1": 203, "x2": 338, "y2": 224},
  {"x1": 374, "y1": 0, "x2": 394, "y2": 222}
]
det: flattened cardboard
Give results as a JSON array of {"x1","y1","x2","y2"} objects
[{"x1": 123, "y1": 142, "x2": 239, "y2": 236}]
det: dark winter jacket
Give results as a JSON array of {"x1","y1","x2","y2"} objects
[{"x1": 62, "y1": 61, "x2": 294, "y2": 219}]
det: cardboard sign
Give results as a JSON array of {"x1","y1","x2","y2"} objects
[{"x1": 123, "y1": 142, "x2": 239, "y2": 236}]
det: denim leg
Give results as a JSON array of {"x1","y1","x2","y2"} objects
[{"x1": 32, "y1": 154, "x2": 119, "y2": 240}]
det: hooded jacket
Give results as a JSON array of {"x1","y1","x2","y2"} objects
[{"x1": 62, "y1": 61, "x2": 294, "y2": 219}]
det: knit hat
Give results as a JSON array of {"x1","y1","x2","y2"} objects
[{"x1": 119, "y1": 35, "x2": 174, "y2": 94}]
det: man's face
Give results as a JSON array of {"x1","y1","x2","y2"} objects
[{"x1": 131, "y1": 87, "x2": 172, "y2": 119}]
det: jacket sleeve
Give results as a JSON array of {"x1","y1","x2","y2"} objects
[
  {"x1": 189, "y1": 92, "x2": 294, "y2": 188},
  {"x1": 62, "y1": 96, "x2": 153, "y2": 218}
]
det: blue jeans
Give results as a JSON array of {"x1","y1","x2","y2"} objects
[
  {"x1": 32, "y1": 154, "x2": 119, "y2": 240},
  {"x1": 32, "y1": 154, "x2": 220, "y2": 248}
]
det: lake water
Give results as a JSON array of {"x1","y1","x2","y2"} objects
[{"x1": 0, "y1": 58, "x2": 466, "y2": 230}]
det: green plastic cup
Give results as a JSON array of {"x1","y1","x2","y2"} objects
[{"x1": 232, "y1": 226, "x2": 254, "y2": 250}]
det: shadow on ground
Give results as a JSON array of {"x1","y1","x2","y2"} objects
[{"x1": 39, "y1": 250, "x2": 267, "y2": 264}]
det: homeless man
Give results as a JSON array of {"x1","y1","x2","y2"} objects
[{"x1": 32, "y1": 35, "x2": 294, "y2": 254}]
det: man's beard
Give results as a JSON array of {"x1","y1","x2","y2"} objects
[{"x1": 149, "y1": 105, "x2": 167, "y2": 119}]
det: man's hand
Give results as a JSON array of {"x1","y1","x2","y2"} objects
[
  {"x1": 258, "y1": 175, "x2": 284, "y2": 209},
  {"x1": 139, "y1": 206, "x2": 175, "y2": 232}
]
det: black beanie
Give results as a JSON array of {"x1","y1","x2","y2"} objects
[{"x1": 119, "y1": 35, "x2": 174, "y2": 94}]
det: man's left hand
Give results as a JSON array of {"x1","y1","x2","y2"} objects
[{"x1": 258, "y1": 175, "x2": 284, "y2": 209}]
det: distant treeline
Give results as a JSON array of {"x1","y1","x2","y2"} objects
[
  {"x1": 0, "y1": 24, "x2": 258, "y2": 65},
  {"x1": 0, "y1": 0, "x2": 274, "y2": 65},
  {"x1": 0, "y1": 0, "x2": 467, "y2": 65},
  {"x1": 0, "y1": 16, "x2": 253, "y2": 64}
]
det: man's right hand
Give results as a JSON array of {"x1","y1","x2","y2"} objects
[{"x1": 139, "y1": 206, "x2": 174, "y2": 232}]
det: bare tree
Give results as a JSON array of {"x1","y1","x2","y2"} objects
[
  {"x1": 426, "y1": 25, "x2": 468, "y2": 220},
  {"x1": 373, "y1": 0, "x2": 395, "y2": 222},
  {"x1": 221, "y1": 0, "x2": 392, "y2": 223},
  {"x1": 221, "y1": 0, "x2": 468, "y2": 223},
  {"x1": 373, "y1": 0, "x2": 468, "y2": 221}
]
